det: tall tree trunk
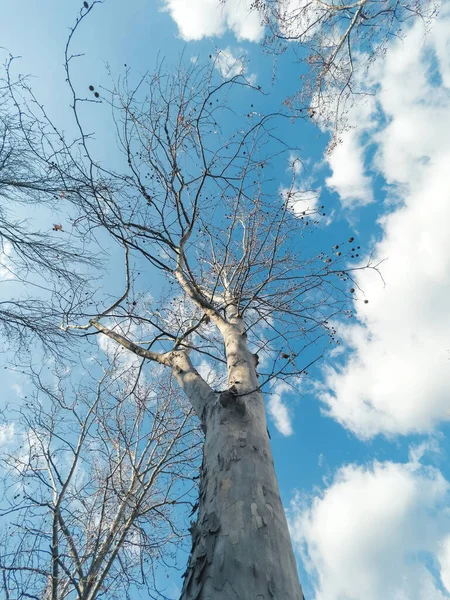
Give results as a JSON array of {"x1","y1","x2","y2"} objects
[
  {"x1": 93, "y1": 305, "x2": 305, "y2": 598},
  {"x1": 179, "y1": 316, "x2": 304, "y2": 599}
]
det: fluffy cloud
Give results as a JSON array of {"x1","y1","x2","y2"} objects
[
  {"x1": 161, "y1": 0, "x2": 264, "y2": 42},
  {"x1": 0, "y1": 241, "x2": 15, "y2": 280},
  {"x1": 282, "y1": 185, "x2": 321, "y2": 216},
  {"x1": 214, "y1": 46, "x2": 257, "y2": 83},
  {"x1": 215, "y1": 47, "x2": 246, "y2": 78},
  {"x1": 439, "y1": 536, "x2": 450, "y2": 594},
  {"x1": 11, "y1": 383, "x2": 24, "y2": 397},
  {"x1": 281, "y1": 155, "x2": 322, "y2": 216},
  {"x1": 319, "y1": 9, "x2": 450, "y2": 438},
  {"x1": 0, "y1": 422, "x2": 15, "y2": 445},
  {"x1": 268, "y1": 381, "x2": 294, "y2": 436},
  {"x1": 277, "y1": 0, "x2": 326, "y2": 41},
  {"x1": 289, "y1": 452, "x2": 450, "y2": 600},
  {"x1": 196, "y1": 358, "x2": 227, "y2": 389},
  {"x1": 289, "y1": 153, "x2": 303, "y2": 175},
  {"x1": 97, "y1": 319, "x2": 150, "y2": 374},
  {"x1": 325, "y1": 110, "x2": 374, "y2": 208}
]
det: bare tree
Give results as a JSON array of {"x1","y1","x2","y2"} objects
[
  {"x1": 1, "y1": 7, "x2": 384, "y2": 598},
  {"x1": 54, "y1": 58, "x2": 378, "y2": 597},
  {"x1": 229, "y1": 0, "x2": 439, "y2": 132},
  {"x1": 0, "y1": 346, "x2": 201, "y2": 600},
  {"x1": 0, "y1": 56, "x2": 98, "y2": 356}
]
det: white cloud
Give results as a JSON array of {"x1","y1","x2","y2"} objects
[
  {"x1": 0, "y1": 241, "x2": 15, "y2": 280},
  {"x1": 215, "y1": 47, "x2": 256, "y2": 82},
  {"x1": 289, "y1": 456, "x2": 450, "y2": 600},
  {"x1": 161, "y1": 0, "x2": 264, "y2": 42},
  {"x1": 97, "y1": 320, "x2": 147, "y2": 374},
  {"x1": 408, "y1": 438, "x2": 442, "y2": 466},
  {"x1": 267, "y1": 381, "x2": 294, "y2": 436},
  {"x1": 277, "y1": 0, "x2": 326, "y2": 41},
  {"x1": 281, "y1": 156, "x2": 322, "y2": 216},
  {"x1": 196, "y1": 359, "x2": 226, "y2": 389},
  {"x1": 289, "y1": 153, "x2": 304, "y2": 175},
  {"x1": 318, "y1": 8, "x2": 450, "y2": 438},
  {"x1": 11, "y1": 383, "x2": 23, "y2": 397},
  {"x1": 325, "y1": 123, "x2": 374, "y2": 208},
  {"x1": 285, "y1": 186, "x2": 321, "y2": 216},
  {"x1": 321, "y1": 66, "x2": 377, "y2": 208},
  {"x1": 0, "y1": 422, "x2": 15, "y2": 445},
  {"x1": 439, "y1": 536, "x2": 450, "y2": 595}
]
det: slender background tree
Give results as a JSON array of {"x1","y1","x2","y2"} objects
[
  {"x1": 0, "y1": 61, "x2": 97, "y2": 356},
  {"x1": 0, "y1": 347, "x2": 201, "y2": 600}
]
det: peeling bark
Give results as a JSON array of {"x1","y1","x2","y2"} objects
[
  {"x1": 179, "y1": 314, "x2": 304, "y2": 600},
  {"x1": 180, "y1": 388, "x2": 304, "y2": 599},
  {"x1": 92, "y1": 303, "x2": 305, "y2": 598}
]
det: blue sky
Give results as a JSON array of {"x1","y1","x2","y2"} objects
[{"x1": 2, "y1": 1, "x2": 450, "y2": 599}]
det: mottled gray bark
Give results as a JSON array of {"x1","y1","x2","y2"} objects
[
  {"x1": 179, "y1": 311, "x2": 305, "y2": 600},
  {"x1": 91, "y1": 305, "x2": 305, "y2": 598}
]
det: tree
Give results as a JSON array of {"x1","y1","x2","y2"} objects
[
  {"x1": 57, "y1": 61, "x2": 377, "y2": 597},
  {"x1": 0, "y1": 59, "x2": 95, "y2": 356},
  {"x1": 0, "y1": 346, "x2": 201, "y2": 600},
  {"x1": 2, "y1": 8, "x2": 382, "y2": 598},
  {"x1": 237, "y1": 0, "x2": 439, "y2": 131}
]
